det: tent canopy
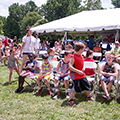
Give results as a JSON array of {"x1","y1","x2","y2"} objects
[{"x1": 31, "y1": 8, "x2": 120, "y2": 36}]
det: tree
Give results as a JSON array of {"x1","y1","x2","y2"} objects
[
  {"x1": 33, "y1": 19, "x2": 48, "y2": 27},
  {"x1": 83, "y1": 0, "x2": 102, "y2": 10},
  {"x1": 20, "y1": 12, "x2": 42, "y2": 36},
  {"x1": 111, "y1": 0, "x2": 120, "y2": 8},
  {"x1": 0, "y1": 16, "x2": 6, "y2": 35},
  {"x1": 3, "y1": 1, "x2": 41, "y2": 38},
  {"x1": 39, "y1": 0, "x2": 83, "y2": 22}
]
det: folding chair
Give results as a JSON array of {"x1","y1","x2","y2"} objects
[
  {"x1": 93, "y1": 52, "x2": 102, "y2": 63},
  {"x1": 95, "y1": 62, "x2": 119, "y2": 101},
  {"x1": 25, "y1": 61, "x2": 42, "y2": 92},
  {"x1": 115, "y1": 64, "x2": 120, "y2": 102},
  {"x1": 38, "y1": 50, "x2": 47, "y2": 60},
  {"x1": 83, "y1": 61, "x2": 97, "y2": 94}
]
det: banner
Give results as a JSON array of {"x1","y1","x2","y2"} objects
[{"x1": 102, "y1": 33, "x2": 120, "y2": 43}]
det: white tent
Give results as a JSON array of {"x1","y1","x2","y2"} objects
[{"x1": 31, "y1": 8, "x2": 120, "y2": 36}]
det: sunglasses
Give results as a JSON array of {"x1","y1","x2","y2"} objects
[{"x1": 107, "y1": 57, "x2": 113, "y2": 59}]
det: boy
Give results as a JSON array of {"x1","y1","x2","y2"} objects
[
  {"x1": 37, "y1": 53, "x2": 52, "y2": 96},
  {"x1": 53, "y1": 51, "x2": 71, "y2": 99},
  {"x1": 67, "y1": 42, "x2": 94, "y2": 106},
  {"x1": 99, "y1": 53, "x2": 118, "y2": 100}
]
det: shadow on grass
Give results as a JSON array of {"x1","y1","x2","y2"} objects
[
  {"x1": 95, "y1": 94, "x2": 113, "y2": 104},
  {"x1": 0, "y1": 64, "x2": 5, "y2": 67},
  {"x1": 33, "y1": 89, "x2": 50, "y2": 97},
  {"x1": 116, "y1": 97, "x2": 120, "y2": 104},
  {"x1": 61, "y1": 93, "x2": 87, "y2": 107},
  {"x1": 3, "y1": 80, "x2": 17, "y2": 86}
]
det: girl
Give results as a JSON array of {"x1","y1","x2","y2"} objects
[
  {"x1": 15, "y1": 53, "x2": 37, "y2": 93},
  {"x1": 20, "y1": 26, "x2": 36, "y2": 73},
  {"x1": 1, "y1": 48, "x2": 19, "y2": 85},
  {"x1": 48, "y1": 48, "x2": 58, "y2": 61}
]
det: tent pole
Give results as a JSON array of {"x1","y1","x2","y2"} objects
[
  {"x1": 115, "y1": 29, "x2": 119, "y2": 42},
  {"x1": 64, "y1": 32, "x2": 67, "y2": 49}
]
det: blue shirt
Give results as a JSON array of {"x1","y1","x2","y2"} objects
[
  {"x1": 89, "y1": 38, "x2": 94, "y2": 50},
  {"x1": 25, "y1": 60, "x2": 37, "y2": 73}
]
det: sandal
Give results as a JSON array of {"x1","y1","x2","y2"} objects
[{"x1": 103, "y1": 95, "x2": 110, "y2": 100}]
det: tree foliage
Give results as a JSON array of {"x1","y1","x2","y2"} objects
[
  {"x1": 83, "y1": 0, "x2": 102, "y2": 10},
  {"x1": 112, "y1": 0, "x2": 120, "y2": 8},
  {"x1": 2, "y1": 0, "x2": 102, "y2": 40},
  {"x1": 0, "y1": 16, "x2": 6, "y2": 35},
  {"x1": 20, "y1": 12, "x2": 42, "y2": 36},
  {"x1": 40, "y1": 0, "x2": 83, "y2": 22},
  {"x1": 33, "y1": 19, "x2": 48, "y2": 27}
]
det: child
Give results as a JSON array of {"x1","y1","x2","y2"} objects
[
  {"x1": 99, "y1": 53, "x2": 118, "y2": 100},
  {"x1": 1, "y1": 48, "x2": 19, "y2": 85},
  {"x1": 101, "y1": 51, "x2": 110, "y2": 63},
  {"x1": 3, "y1": 46, "x2": 10, "y2": 66},
  {"x1": 48, "y1": 48, "x2": 58, "y2": 61},
  {"x1": 37, "y1": 53, "x2": 52, "y2": 96},
  {"x1": 93, "y1": 42, "x2": 102, "y2": 60},
  {"x1": 14, "y1": 53, "x2": 37, "y2": 93},
  {"x1": 53, "y1": 51, "x2": 71, "y2": 99},
  {"x1": 84, "y1": 50, "x2": 95, "y2": 76},
  {"x1": 67, "y1": 42, "x2": 94, "y2": 106},
  {"x1": 16, "y1": 44, "x2": 22, "y2": 59}
]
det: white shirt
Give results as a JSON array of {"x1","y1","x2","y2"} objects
[
  {"x1": 22, "y1": 35, "x2": 36, "y2": 53},
  {"x1": 35, "y1": 38, "x2": 40, "y2": 49}
]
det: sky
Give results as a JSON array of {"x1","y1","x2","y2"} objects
[{"x1": 0, "y1": 0, "x2": 115, "y2": 17}]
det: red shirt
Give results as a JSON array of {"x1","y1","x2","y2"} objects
[
  {"x1": 3, "y1": 40, "x2": 9, "y2": 47},
  {"x1": 84, "y1": 58, "x2": 95, "y2": 75},
  {"x1": 70, "y1": 53, "x2": 86, "y2": 80}
]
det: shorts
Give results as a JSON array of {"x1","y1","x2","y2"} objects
[
  {"x1": 23, "y1": 52, "x2": 32, "y2": 55},
  {"x1": 26, "y1": 70, "x2": 34, "y2": 77},
  {"x1": 99, "y1": 75, "x2": 115, "y2": 85},
  {"x1": 55, "y1": 75, "x2": 71, "y2": 81},
  {"x1": 38, "y1": 74, "x2": 51, "y2": 80},
  {"x1": 71, "y1": 77, "x2": 91, "y2": 93},
  {"x1": 9, "y1": 67, "x2": 18, "y2": 70}
]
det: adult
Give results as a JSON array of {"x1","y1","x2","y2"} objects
[
  {"x1": 93, "y1": 42, "x2": 101, "y2": 53},
  {"x1": 84, "y1": 42, "x2": 90, "y2": 51},
  {"x1": 106, "y1": 41, "x2": 111, "y2": 51},
  {"x1": 20, "y1": 26, "x2": 36, "y2": 73},
  {"x1": 35, "y1": 33, "x2": 40, "y2": 57},
  {"x1": 0, "y1": 38, "x2": 3, "y2": 62},
  {"x1": 3, "y1": 36, "x2": 9, "y2": 51},
  {"x1": 48, "y1": 36, "x2": 55, "y2": 48},
  {"x1": 12, "y1": 36, "x2": 18, "y2": 47},
  {"x1": 89, "y1": 35, "x2": 94, "y2": 50},
  {"x1": 111, "y1": 41, "x2": 120, "y2": 64}
]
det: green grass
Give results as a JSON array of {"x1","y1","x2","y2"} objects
[{"x1": 0, "y1": 62, "x2": 120, "y2": 120}]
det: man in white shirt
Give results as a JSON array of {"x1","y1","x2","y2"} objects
[{"x1": 35, "y1": 33, "x2": 40, "y2": 57}]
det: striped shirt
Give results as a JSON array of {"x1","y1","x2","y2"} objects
[{"x1": 43, "y1": 62, "x2": 50, "y2": 75}]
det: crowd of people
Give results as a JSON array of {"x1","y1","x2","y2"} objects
[{"x1": 0, "y1": 27, "x2": 119, "y2": 106}]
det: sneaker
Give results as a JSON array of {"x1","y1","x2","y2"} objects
[
  {"x1": 47, "y1": 90, "x2": 51, "y2": 96},
  {"x1": 66, "y1": 92, "x2": 70, "y2": 99},
  {"x1": 67, "y1": 99, "x2": 76, "y2": 106},
  {"x1": 14, "y1": 88, "x2": 20, "y2": 93},
  {"x1": 19, "y1": 87, "x2": 25, "y2": 93},
  {"x1": 103, "y1": 95, "x2": 111, "y2": 100},
  {"x1": 53, "y1": 92, "x2": 59, "y2": 100},
  {"x1": 86, "y1": 95, "x2": 94, "y2": 102},
  {"x1": 38, "y1": 88, "x2": 43, "y2": 95}
]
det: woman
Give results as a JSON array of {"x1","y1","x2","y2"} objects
[{"x1": 20, "y1": 26, "x2": 36, "y2": 73}]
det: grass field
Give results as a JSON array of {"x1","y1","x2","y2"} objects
[{"x1": 0, "y1": 61, "x2": 120, "y2": 120}]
